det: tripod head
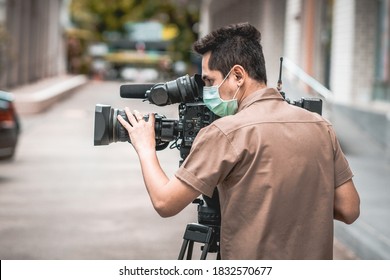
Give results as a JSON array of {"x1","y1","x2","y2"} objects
[{"x1": 193, "y1": 189, "x2": 221, "y2": 226}]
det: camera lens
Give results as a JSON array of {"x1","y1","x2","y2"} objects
[
  {"x1": 146, "y1": 74, "x2": 204, "y2": 106},
  {"x1": 94, "y1": 104, "x2": 129, "y2": 145},
  {"x1": 94, "y1": 104, "x2": 179, "y2": 147},
  {"x1": 94, "y1": 104, "x2": 111, "y2": 145},
  {"x1": 112, "y1": 109, "x2": 130, "y2": 143}
]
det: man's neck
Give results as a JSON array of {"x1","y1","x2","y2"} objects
[{"x1": 239, "y1": 80, "x2": 267, "y2": 102}]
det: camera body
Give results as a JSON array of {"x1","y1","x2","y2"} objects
[
  {"x1": 178, "y1": 102, "x2": 218, "y2": 160},
  {"x1": 279, "y1": 91, "x2": 323, "y2": 116}
]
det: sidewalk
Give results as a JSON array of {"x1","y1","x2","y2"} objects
[{"x1": 332, "y1": 106, "x2": 390, "y2": 259}]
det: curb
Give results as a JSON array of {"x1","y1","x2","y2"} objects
[{"x1": 12, "y1": 75, "x2": 89, "y2": 114}]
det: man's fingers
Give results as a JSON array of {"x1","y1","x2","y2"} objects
[
  {"x1": 117, "y1": 115, "x2": 132, "y2": 130},
  {"x1": 119, "y1": 108, "x2": 154, "y2": 129},
  {"x1": 123, "y1": 107, "x2": 136, "y2": 123},
  {"x1": 148, "y1": 112, "x2": 156, "y2": 125},
  {"x1": 133, "y1": 110, "x2": 143, "y2": 121}
]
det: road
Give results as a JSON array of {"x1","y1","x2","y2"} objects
[{"x1": 0, "y1": 80, "x2": 356, "y2": 260}]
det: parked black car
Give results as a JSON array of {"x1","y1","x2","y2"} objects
[{"x1": 0, "y1": 91, "x2": 20, "y2": 159}]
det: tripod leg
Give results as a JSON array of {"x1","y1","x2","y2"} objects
[
  {"x1": 178, "y1": 239, "x2": 189, "y2": 260},
  {"x1": 186, "y1": 241, "x2": 194, "y2": 260},
  {"x1": 178, "y1": 239, "x2": 195, "y2": 260},
  {"x1": 200, "y1": 243, "x2": 210, "y2": 260}
]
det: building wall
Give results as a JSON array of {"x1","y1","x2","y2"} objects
[
  {"x1": 330, "y1": 0, "x2": 378, "y2": 104},
  {"x1": 0, "y1": 0, "x2": 5, "y2": 23},
  {"x1": 200, "y1": 0, "x2": 286, "y2": 86},
  {"x1": 284, "y1": 0, "x2": 333, "y2": 88},
  {"x1": 330, "y1": 0, "x2": 356, "y2": 103},
  {"x1": 207, "y1": 0, "x2": 262, "y2": 30},
  {"x1": 284, "y1": 0, "x2": 302, "y2": 67},
  {"x1": 0, "y1": 0, "x2": 66, "y2": 89},
  {"x1": 258, "y1": 0, "x2": 286, "y2": 86},
  {"x1": 374, "y1": 0, "x2": 390, "y2": 101},
  {"x1": 351, "y1": 0, "x2": 378, "y2": 103}
]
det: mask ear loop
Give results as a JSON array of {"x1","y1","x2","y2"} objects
[
  {"x1": 232, "y1": 85, "x2": 241, "y2": 99},
  {"x1": 218, "y1": 68, "x2": 239, "y2": 101},
  {"x1": 217, "y1": 68, "x2": 234, "y2": 88}
]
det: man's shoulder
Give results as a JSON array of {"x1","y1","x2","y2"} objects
[{"x1": 208, "y1": 114, "x2": 249, "y2": 135}]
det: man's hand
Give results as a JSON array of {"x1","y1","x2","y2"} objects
[{"x1": 117, "y1": 107, "x2": 156, "y2": 157}]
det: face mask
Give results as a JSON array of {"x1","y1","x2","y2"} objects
[{"x1": 203, "y1": 69, "x2": 241, "y2": 117}]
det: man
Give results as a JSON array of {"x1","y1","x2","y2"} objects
[{"x1": 117, "y1": 22, "x2": 360, "y2": 259}]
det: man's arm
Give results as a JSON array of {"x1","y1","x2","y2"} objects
[
  {"x1": 137, "y1": 148, "x2": 201, "y2": 217},
  {"x1": 334, "y1": 179, "x2": 360, "y2": 224},
  {"x1": 118, "y1": 108, "x2": 201, "y2": 217}
]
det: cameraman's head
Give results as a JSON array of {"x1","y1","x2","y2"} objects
[
  {"x1": 193, "y1": 22, "x2": 267, "y2": 116},
  {"x1": 194, "y1": 22, "x2": 266, "y2": 84}
]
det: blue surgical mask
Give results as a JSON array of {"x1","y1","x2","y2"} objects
[{"x1": 203, "y1": 69, "x2": 240, "y2": 117}]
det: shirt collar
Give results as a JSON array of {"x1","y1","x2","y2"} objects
[{"x1": 238, "y1": 87, "x2": 284, "y2": 112}]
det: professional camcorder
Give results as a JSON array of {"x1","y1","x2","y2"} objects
[{"x1": 94, "y1": 74, "x2": 218, "y2": 160}]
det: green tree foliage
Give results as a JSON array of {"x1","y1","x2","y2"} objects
[{"x1": 69, "y1": 0, "x2": 200, "y2": 62}]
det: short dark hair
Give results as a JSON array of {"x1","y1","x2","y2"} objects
[{"x1": 193, "y1": 22, "x2": 267, "y2": 84}]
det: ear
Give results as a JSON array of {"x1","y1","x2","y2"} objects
[{"x1": 232, "y1": 65, "x2": 245, "y2": 85}]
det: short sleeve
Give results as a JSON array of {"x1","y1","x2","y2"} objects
[
  {"x1": 328, "y1": 125, "x2": 354, "y2": 187},
  {"x1": 175, "y1": 124, "x2": 238, "y2": 197}
]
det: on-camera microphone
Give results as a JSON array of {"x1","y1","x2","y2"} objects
[{"x1": 120, "y1": 84, "x2": 154, "y2": 99}]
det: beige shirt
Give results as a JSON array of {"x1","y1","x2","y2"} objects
[{"x1": 175, "y1": 87, "x2": 353, "y2": 259}]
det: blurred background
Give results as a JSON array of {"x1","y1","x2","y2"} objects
[{"x1": 0, "y1": 0, "x2": 389, "y2": 260}]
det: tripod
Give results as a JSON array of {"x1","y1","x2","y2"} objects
[
  {"x1": 178, "y1": 190, "x2": 221, "y2": 260},
  {"x1": 178, "y1": 223, "x2": 220, "y2": 260}
]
